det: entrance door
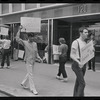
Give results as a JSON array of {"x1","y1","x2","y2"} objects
[{"x1": 53, "y1": 19, "x2": 71, "y2": 61}]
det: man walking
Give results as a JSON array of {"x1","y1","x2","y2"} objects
[
  {"x1": 70, "y1": 27, "x2": 89, "y2": 97},
  {"x1": 0, "y1": 35, "x2": 11, "y2": 69},
  {"x1": 16, "y1": 25, "x2": 42, "y2": 95}
]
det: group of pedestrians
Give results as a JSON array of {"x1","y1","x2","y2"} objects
[{"x1": 0, "y1": 25, "x2": 96, "y2": 97}]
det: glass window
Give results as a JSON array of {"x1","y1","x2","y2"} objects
[
  {"x1": 25, "y1": 3, "x2": 37, "y2": 10},
  {"x1": 12, "y1": 3, "x2": 21, "y2": 12},
  {"x1": 40, "y1": 3, "x2": 54, "y2": 7},
  {"x1": 2, "y1": 4, "x2": 9, "y2": 14}
]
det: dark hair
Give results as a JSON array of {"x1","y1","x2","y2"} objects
[
  {"x1": 59, "y1": 38, "x2": 66, "y2": 44},
  {"x1": 88, "y1": 30, "x2": 95, "y2": 38},
  {"x1": 27, "y1": 32, "x2": 35, "y2": 37},
  {"x1": 79, "y1": 27, "x2": 88, "y2": 33}
]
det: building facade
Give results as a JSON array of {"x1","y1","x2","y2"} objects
[{"x1": 0, "y1": 3, "x2": 100, "y2": 63}]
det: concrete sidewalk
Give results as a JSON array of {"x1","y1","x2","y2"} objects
[{"x1": 0, "y1": 60, "x2": 100, "y2": 97}]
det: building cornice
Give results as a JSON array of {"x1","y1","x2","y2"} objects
[{"x1": 0, "y1": 3, "x2": 74, "y2": 17}]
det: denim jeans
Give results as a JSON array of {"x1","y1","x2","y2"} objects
[
  {"x1": 57, "y1": 62, "x2": 67, "y2": 78},
  {"x1": 88, "y1": 56, "x2": 95, "y2": 70},
  {"x1": 71, "y1": 61, "x2": 86, "y2": 97},
  {"x1": 1, "y1": 49, "x2": 10, "y2": 67}
]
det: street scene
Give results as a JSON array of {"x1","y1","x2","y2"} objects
[
  {"x1": 0, "y1": 60, "x2": 100, "y2": 97},
  {"x1": 0, "y1": 3, "x2": 100, "y2": 97}
]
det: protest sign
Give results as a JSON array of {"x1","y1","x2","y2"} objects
[
  {"x1": 53, "y1": 45, "x2": 60, "y2": 60},
  {"x1": 1, "y1": 27, "x2": 8, "y2": 35},
  {"x1": 53, "y1": 45, "x2": 60, "y2": 55},
  {"x1": 81, "y1": 41, "x2": 94, "y2": 65},
  {"x1": 18, "y1": 50, "x2": 24, "y2": 59},
  {"x1": 21, "y1": 17, "x2": 41, "y2": 32}
]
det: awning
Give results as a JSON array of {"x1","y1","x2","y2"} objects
[{"x1": 0, "y1": 24, "x2": 9, "y2": 28}]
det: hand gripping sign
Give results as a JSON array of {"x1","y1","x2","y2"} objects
[{"x1": 80, "y1": 41, "x2": 94, "y2": 65}]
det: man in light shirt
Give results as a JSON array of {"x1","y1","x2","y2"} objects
[
  {"x1": 0, "y1": 35, "x2": 11, "y2": 69},
  {"x1": 16, "y1": 25, "x2": 42, "y2": 95},
  {"x1": 70, "y1": 27, "x2": 89, "y2": 97}
]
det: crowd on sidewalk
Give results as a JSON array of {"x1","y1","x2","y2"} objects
[{"x1": 0, "y1": 26, "x2": 97, "y2": 97}]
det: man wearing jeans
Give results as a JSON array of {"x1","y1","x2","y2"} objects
[
  {"x1": 0, "y1": 35, "x2": 11, "y2": 69},
  {"x1": 70, "y1": 27, "x2": 89, "y2": 97}
]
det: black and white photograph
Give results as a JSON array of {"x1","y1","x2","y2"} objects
[{"x1": 0, "y1": 3, "x2": 100, "y2": 97}]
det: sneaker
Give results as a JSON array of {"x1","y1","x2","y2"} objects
[
  {"x1": 0, "y1": 66, "x2": 3, "y2": 69},
  {"x1": 21, "y1": 84, "x2": 28, "y2": 89},
  {"x1": 56, "y1": 75, "x2": 62, "y2": 80},
  {"x1": 61, "y1": 78, "x2": 68, "y2": 82},
  {"x1": 88, "y1": 68, "x2": 91, "y2": 70},
  {"x1": 31, "y1": 90, "x2": 38, "y2": 95},
  {"x1": 6, "y1": 66, "x2": 10, "y2": 69},
  {"x1": 93, "y1": 69, "x2": 96, "y2": 72}
]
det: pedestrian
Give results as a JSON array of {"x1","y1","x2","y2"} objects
[
  {"x1": 13, "y1": 38, "x2": 19, "y2": 61},
  {"x1": 56, "y1": 38, "x2": 68, "y2": 82},
  {"x1": 16, "y1": 25, "x2": 42, "y2": 95},
  {"x1": 70, "y1": 27, "x2": 89, "y2": 97},
  {"x1": 87, "y1": 32, "x2": 96, "y2": 71},
  {"x1": 0, "y1": 35, "x2": 11, "y2": 69}
]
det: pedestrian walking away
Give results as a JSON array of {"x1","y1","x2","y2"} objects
[
  {"x1": 56, "y1": 38, "x2": 68, "y2": 82},
  {"x1": 0, "y1": 35, "x2": 11, "y2": 69},
  {"x1": 16, "y1": 25, "x2": 42, "y2": 95},
  {"x1": 70, "y1": 27, "x2": 89, "y2": 97}
]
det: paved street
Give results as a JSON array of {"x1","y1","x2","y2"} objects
[{"x1": 0, "y1": 60, "x2": 100, "y2": 96}]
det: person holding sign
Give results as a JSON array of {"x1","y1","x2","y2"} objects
[
  {"x1": 16, "y1": 25, "x2": 42, "y2": 95},
  {"x1": 70, "y1": 27, "x2": 89, "y2": 97},
  {"x1": 56, "y1": 38, "x2": 68, "y2": 82}
]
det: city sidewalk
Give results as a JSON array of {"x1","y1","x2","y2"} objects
[{"x1": 0, "y1": 60, "x2": 100, "y2": 97}]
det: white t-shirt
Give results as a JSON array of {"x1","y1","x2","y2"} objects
[
  {"x1": 71, "y1": 38, "x2": 86, "y2": 59},
  {"x1": 1, "y1": 39, "x2": 11, "y2": 49}
]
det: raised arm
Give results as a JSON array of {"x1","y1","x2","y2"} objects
[{"x1": 15, "y1": 25, "x2": 25, "y2": 46}]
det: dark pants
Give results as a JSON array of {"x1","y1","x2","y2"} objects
[
  {"x1": 71, "y1": 61, "x2": 86, "y2": 97},
  {"x1": 88, "y1": 56, "x2": 95, "y2": 70},
  {"x1": 57, "y1": 61, "x2": 67, "y2": 78},
  {"x1": 1, "y1": 49, "x2": 10, "y2": 67}
]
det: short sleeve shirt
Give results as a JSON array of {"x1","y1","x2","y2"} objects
[
  {"x1": 17, "y1": 38, "x2": 37, "y2": 64},
  {"x1": 71, "y1": 38, "x2": 86, "y2": 59},
  {"x1": 59, "y1": 44, "x2": 68, "y2": 56}
]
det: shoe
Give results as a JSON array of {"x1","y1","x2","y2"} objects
[
  {"x1": 21, "y1": 84, "x2": 28, "y2": 89},
  {"x1": 31, "y1": 90, "x2": 38, "y2": 95},
  {"x1": 93, "y1": 69, "x2": 95, "y2": 72},
  {"x1": 0, "y1": 66, "x2": 3, "y2": 69},
  {"x1": 6, "y1": 66, "x2": 10, "y2": 69},
  {"x1": 56, "y1": 75, "x2": 62, "y2": 80},
  {"x1": 61, "y1": 78, "x2": 68, "y2": 82},
  {"x1": 88, "y1": 68, "x2": 91, "y2": 70}
]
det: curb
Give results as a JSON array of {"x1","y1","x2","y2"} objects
[
  {"x1": 0, "y1": 85, "x2": 35, "y2": 97},
  {"x1": 0, "y1": 89, "x2": 15, "y2": 97}
]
